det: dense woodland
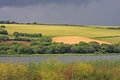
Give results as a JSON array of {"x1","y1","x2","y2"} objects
[
  {"x1": 0, "y1": 20, "x2": 17, "y2": 24},
  {"x1": 0, "y1": 25, "x2": 120, "y2": 54},
  {"x1": 0, "y1": 36, "x2": 120, "y2": 54}
]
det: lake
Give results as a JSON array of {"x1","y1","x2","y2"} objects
[{"x1": 0, "y1": 55, "x2": 120, "y2": 64}]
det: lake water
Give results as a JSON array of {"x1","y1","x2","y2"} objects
[{"x1": 0, "y1": 55, "x2": 120, "y2": 64}]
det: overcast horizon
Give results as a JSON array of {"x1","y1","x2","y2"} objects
[{"x1": 0, "y1": 0, "x2": 120, "y2": 26}]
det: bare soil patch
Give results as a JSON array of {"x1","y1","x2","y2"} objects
[
  {"x1": 52, "y1": 36, "x2": 111, "y2": 44},
  {"x1": 0, "y1": 41, "x2": 30, "y2": 46}
]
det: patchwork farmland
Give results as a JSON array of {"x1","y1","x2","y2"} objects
[{"x1": 3, "y1": 24, "x2": 120, "y2": 43}]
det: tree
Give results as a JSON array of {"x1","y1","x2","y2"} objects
[
  {"x1": 101, "y1": 44, "x2": 115, "y2": 53},
  {"x1": 39, "y1": 36, "x2": 52, "y2": 42},
  {"x1": 0, "y1": 21, "x2": 5, "y2": 24},
  {"x1": 17, "y1": 45, "x2": 33, "y2": 54},
  {"x1": 31, "y1": 45, "x2": 50, "y2": 54},
  {"x1": 11, "y1": 21, "x2": 16, "y2": 24},
  {"x1": 78, "y1": 42, "x2": 88, "y2": 46},
  {"x1": 13, "y1": 32, "x2": 20, "y2": 38},
  {"x1": 89, "y1": 41, "x2": 100, "y2": 51},
  {"x1": 5, "y1": 20, "x2": 10, "y2": 24},
  {"x1": 47, "y1": 43, "x2": 71, "y2": 54},
  {"x1": 0, "y1": 29, "x2": 8, "y2": 35},
  {"x1": 71, "y1": 42, "x2": 96, "y2": 53},
  {"x1": 113, "y1": 43, "x2": 120, "y2": 53},
  {"x1": 0, "y1": 25, "x2": 5, "y2": 28},
  {"x1": 33, "y1": 22, "x2": 37, "y2": 24},
  {"x1": 71, "y1": 45, "x2": 80, "y2": 53}
]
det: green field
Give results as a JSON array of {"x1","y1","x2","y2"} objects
[{"x1": 2, "y1": 24, "x2": 120, "y2": 43}]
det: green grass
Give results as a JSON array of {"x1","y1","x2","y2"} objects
[
  {"x1": 0, "y1": 53, "x2": 99, "y2": 57},
  {"x1": 96, "y1": 37, "x2": 120, "y2": 43},
  {"x1": 0, "y1": 53, "x2": 119, "y2": 57},
  {"x1": 2, "y1": 24, "x2": 120, "y2": 43}
]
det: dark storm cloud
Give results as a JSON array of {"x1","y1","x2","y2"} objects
[
  {"x1": 0, "y1": 0, "x2": 120, "y2": 26},
  {"x1": 0, "y1": 0, "x2": 98, "y2": 7}
]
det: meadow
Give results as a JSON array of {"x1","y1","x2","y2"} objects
[
  {"x1": 0, "y1": 60, "x2": 119, "y2": 80},
  {"x1": 3, "y1": 24, "x2": 120, "y2": 43},
  {"x1": 0, "y1": 24, "x2": 120, "y2": 80}
]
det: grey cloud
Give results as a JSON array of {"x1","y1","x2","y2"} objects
[
  {"x1": 0, "y1": 0, "x2": 120, "y2": 26},
  {"x1": 0, "y1": 0, "x2": 99, "y2": 7}
]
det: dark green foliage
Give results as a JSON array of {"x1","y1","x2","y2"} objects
[
  {"x1": 0, "y1": 36, "x2": 9, "y2": 42},
  {"x1": 11, "y1": 21, "x2": 16, "y2": 24},
  {"x1": 14, "y1": 37, "x2": 31, "y2": 42},
  {"x1": 30, "y1": 41, "x2": 51, "y2": 46},
  {"x1": 0, "y1": 20, "x2": 17, "y2": 24},
  {"x1": 0, "y1": 29, "x2": 8, "y2": 35},
  {"x1": 0, "y1": 21, "x2": 5, "y2": 24},
  {"x1": 0, "y1": 44, "x2": 9, "y2": 51},
  {"x1": 31, "y1": 46, "x2": 41, "y2": 54},
  {"x1": 13, "y1": 32, "x2": 42, "y2": 37},
  {"x1": 0, "y1": 43, "x2": 34, "y2": 54},
  {"x1": 0, "y1": 25, "x2": 5, "y2": 28},
  {"x1": 30, "y1": 36, "x2": 52, "y2": 46},
  {"x1": 0, "y1": 37, "x2": 120, "y2": 54},
  {"x1": 32, "y1": 22, "x2": 37, "y2": 24},
  {"x1": 70, "y1": 45, "x2": 80, "y2": 53},
  {"x1": 13, "y1": 32, "x2": 20, "y2": 38},
  {"x1": 17, "y1": 45, "x2": 33, "y2": 54},
  {"x1": 100, "y1": 44, "x2": 115, "y2": 53},
  {"x1": 106, "y1": 27, "x2": 120, "y2": 29},
  {"x1": 71, "y1": 43, "x2": 95, "y2": 53},
  {"x1": 5, "y1": 20, "x2": 10, "y2": 24},
  {"x1": 31, "y1": 45, "x2": 48, "y2": 54},
  {"x1": 89, "y1": 41, "x2": 101, "y2": 51},
  {"x1": 13, "y1": 32, "x2": 38, "y2": 41},
  {"x1": 47, "y1": 43, "x2": 71, "y2": 54},
  {"x1": 39, "y1": 36, "x2": 52, "y2": 42},
  {"x1": 113, "y1": 43, "x2": 120, "y2": 53}
]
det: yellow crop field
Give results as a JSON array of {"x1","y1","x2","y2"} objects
[{"x1": 2, "y1": 24, "x2": 120, "y2": 43}]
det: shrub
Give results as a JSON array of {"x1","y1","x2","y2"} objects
[
  {"x1": 47, "y1": 43, "x2": 71, "y2": 54},
  {"x1": 0, "y1": 29, "x2": 8, "y2": 35},
  {"x1": 17, "y1": 45, "x2": 33, "y2": 54},
  {"x1": 0, "y1": 60, "x2": 119, "y2": 80},
  {"x1": 0, "y1": 63, "x2": 27, "y2": 80},
  {"x1": 89, "y1": 41, "x2": 101, "y2": 51},
  {"x1": 39, "y1": 36, "x2": 52, "y2": 42},
  {"x1": 13, "y1": 32, "x2": 20, "y2": 38},
  {"x1": 36, "y1": 59, "x2": 64, "y2": 80},
  {"x1": 101, "y1": 44, "x2": 115, "y2": 53},
  {"x1": 0, "y1": 36, "x2": 9, "y2": 42},
  {"x1": 14, "y1": 37, "x2": 31, "y2": 42},
  {"x1": 0, "y1": 25, "x2": 5, "y2": 28},
  {"x1": 72, "y1": 62, "x2": 93, "y2": 79},
  {"x1": 71, "y1": 42, "x2": 96, "y2": 53},
  {"x1": 113, "y1": 42, "x2": 120, "y2": 53},
  {"x1": 13, "y1": 32, "x2": 42, "y2": 37}
]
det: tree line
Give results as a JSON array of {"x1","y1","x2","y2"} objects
[
  {"x1": 0, "y1": 38, "x2": 120, "y2": 54},
  {"x1": 0, "y1": 30, "x2": 119, "y2": 54},
  {"x1": 0, "y1": 20, "x2": 37, "y2": 24},
  {"x1": 0, "y1": 31, "x2": 43, "y2": 42},
  {"x1": 13, "y1": 32, "x2": 42, "y2": 38},
  {"x1": 0, "y1": 20, "x2": 17, "y2": 24}
]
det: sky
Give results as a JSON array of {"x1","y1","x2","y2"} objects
[{"x1": 0, "y1": 0, "x2": 120, "y2": 26}]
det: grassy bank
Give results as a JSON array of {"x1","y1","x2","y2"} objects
[
  {"x1": 0, "y1": 60, "x2": 119, "y2": 80},
  {"x1": 0, "y1": 53, "x2": 119, "y2": 57}
]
